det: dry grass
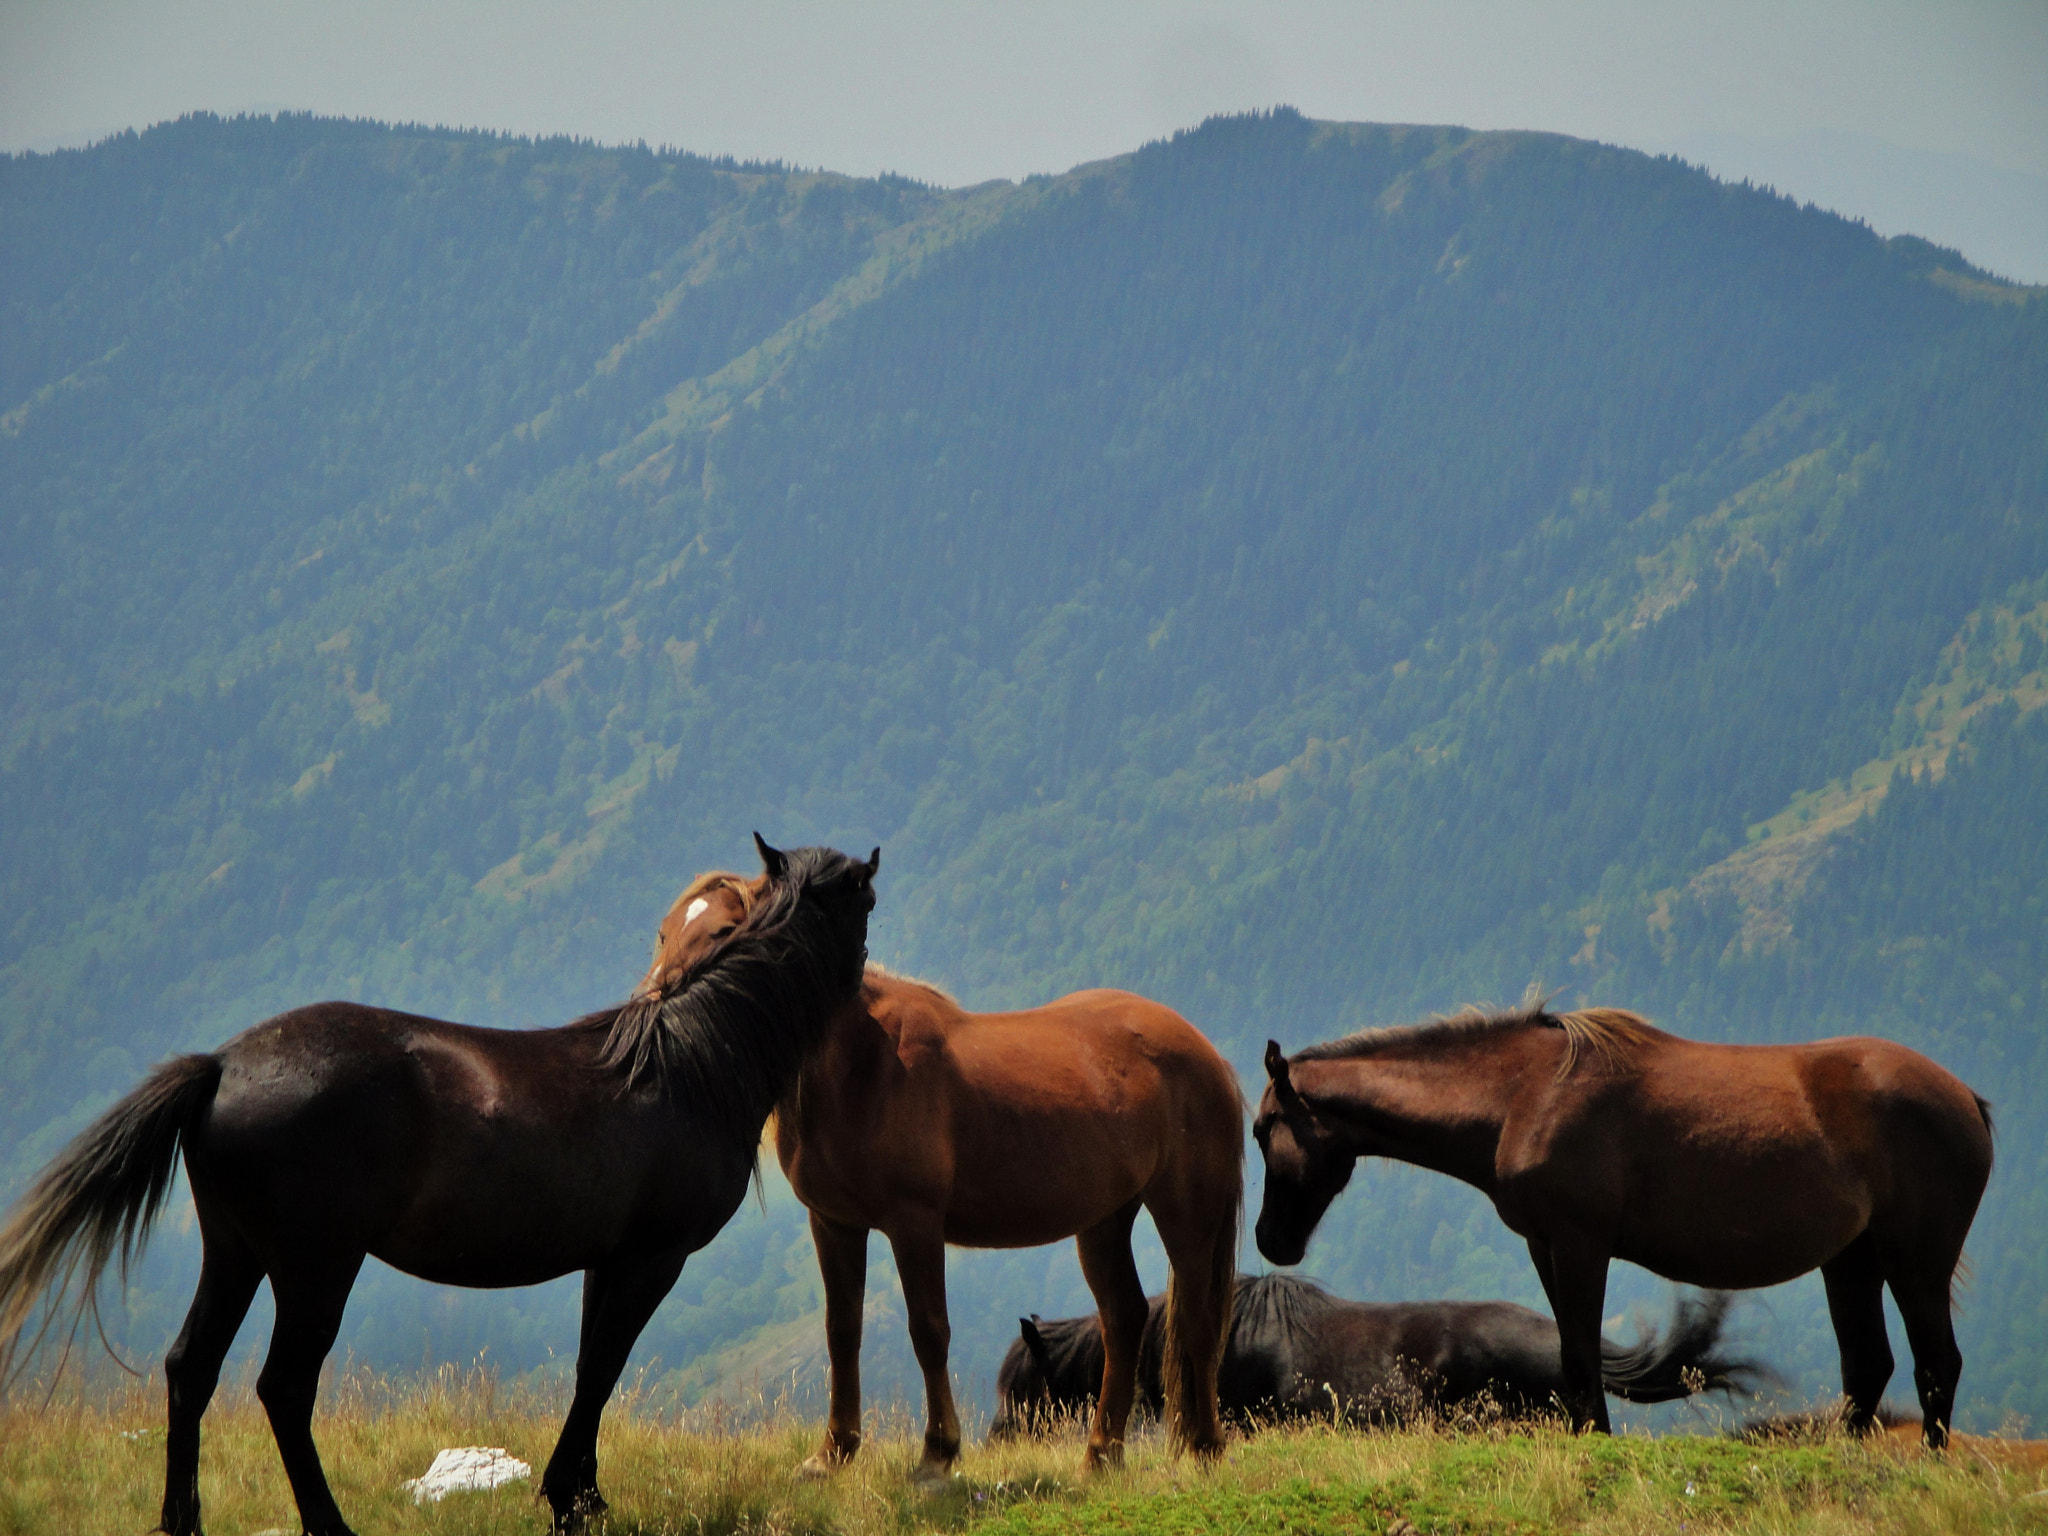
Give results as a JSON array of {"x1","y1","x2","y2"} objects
[{"x1": 3, "y1": 1367, "x2": 2046, "y2": 1536}]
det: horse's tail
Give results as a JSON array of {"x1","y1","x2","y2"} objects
[
  {"x1": 1159, "y1": 1104, "x2": 1242, "y2": 1457},
  {"x1": 0, "y1": 1053, "x2": 221, "y2": 1387},
  {"x1": 1599, "y1": 1290, "x2": 1772, "y2": 1403}
]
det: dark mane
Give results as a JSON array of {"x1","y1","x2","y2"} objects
[
  {"x1": 571, "y1": 844, "x2": 868, "y2": 1153},
  {"x1": 996, "y1": 1309, "x2": 1105, "y2": 1400},
  {"x1": 1294, "y1": 1000, "x2": 1655, "y2": 1074},
  {"x1": 1230, "y1": 1272, "x2": 1340, "y2": 1345},
  {"x1": 999, "y1": 1274, "x2": 1334, "y2": 1413}
]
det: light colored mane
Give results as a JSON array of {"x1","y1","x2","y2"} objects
[
  {"x1": 673, "y1": 868, "x2": 762, "y2": 917},
  {"x1": 863, "y1": 960, "x2": 958, "y2": 1006},
  {"x1": 1296, "y1": 999, "x2": 1656, "y2": 1078}
]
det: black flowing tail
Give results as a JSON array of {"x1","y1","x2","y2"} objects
[
  {"x1": 1599, "y1": 1291, "x2": 1771, "y2": 1403},
  {"x1": 0, "y1": 1054, "x2": 222, "y2": 1386}
]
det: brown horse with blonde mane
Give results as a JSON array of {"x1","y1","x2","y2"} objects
[
  {"x1": 642, "y1": 874, "x2": 1242, "y2": 1482},
  {"x1": 1253, "y1": 999, "x2": 1993, "y2": 1447}
]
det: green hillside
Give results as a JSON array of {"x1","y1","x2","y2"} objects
[{"x1": 2, "y1": 109, "x2": 2044, "y2": 1426}]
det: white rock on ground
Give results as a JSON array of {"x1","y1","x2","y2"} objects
[{"x1": 401, "y1": 1446, "x2": 532, "y2": 1503}]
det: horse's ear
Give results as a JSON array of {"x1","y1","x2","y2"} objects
[
  {"x1": 1266, "y1": 1040, "x2": 1304, "y2": 1107},
  {"x1": 1020, "y1": 1316, "x2": 1048, "y2": 1365},
  {"x1": 864, "y1": 847, "x2": 881, "y2": 879},
  {"x1": 1264, "y1": 1039, "x2": 1290, "y2": 1082},
  {"x1": 753, "y1": 832, "x2": 788, "y2": 881}
]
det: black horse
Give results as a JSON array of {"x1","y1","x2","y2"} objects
[
  {"x1": 0, "y1": 836, "x2": 878, "y2": 1535},
  {"x1": 990, "y1": 1273, "x2": 1763, "y2": 1436}
]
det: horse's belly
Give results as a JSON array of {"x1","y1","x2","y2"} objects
[
  {"x1": 941, "y1": 1189, "x2": 1143, "y2": 1250},
  {"x1": 378, "y1": 1244, "x2": 584, "y2": 1290},
  {"x1": 1618, "y1": 1195, "x2": 1866, "y2": 1289},
  {"x1": 375, "y1": 1197, "x2": 612, "y2": 1284}
]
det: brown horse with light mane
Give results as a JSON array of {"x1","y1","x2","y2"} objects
[
  {"x1": 1252, "y1": 1000, "x2": 1993, "y2": 1447},
  {"x1": 642, "y1": 874, "x2": 1242, "y2": 1482}
]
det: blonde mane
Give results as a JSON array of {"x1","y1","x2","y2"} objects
[
  {"x1": 1549, "y1": 1006, "x2": 1656, "y2": 1073},
  {"x1": 1296, "y1": 998, "x2": 1657, "y2": 1078},
  {"x1": 673, "y1": 868, "x2": 762, "y2": 917},
  {"x1": 863, "y1": 960, "x2": 958, "y2": 1006}
]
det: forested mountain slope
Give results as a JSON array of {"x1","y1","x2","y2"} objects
[{"x1": 3, "y1": 109, "x2": 2044, "y2": 1425}]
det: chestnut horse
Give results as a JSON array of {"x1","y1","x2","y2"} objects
[
  {"x1": 642, "y1": 875, "x2": 1242, "y2": 1481},
  {"x1": 1253, "y1": 1000, "x2": 1993, "y2": 1446},
  {"x1": 0, "y1": 838, "x2": 877, "y2": 1536}
]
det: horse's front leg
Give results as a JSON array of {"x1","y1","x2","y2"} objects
[
  {"x1": 1527, "y1": 1233, "x2": 1612, "y2": 1433},
  {"x1": 800, "y1": 1214, "x2": 871, "y2": 1476},
  {"x1": 889, "y1": 1220, "x2": 961, "y2": 1485},
  {"x1": 1075, "y1": 1203, "x2": 1149, "y2": 1470},
  {"x1": 540, "y1": 1247, "x2": 688, "y2": 1532}
]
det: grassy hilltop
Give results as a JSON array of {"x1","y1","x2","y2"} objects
[
  {"x1": 2, "y1": 109, "x2": 2046, "y2": 1421},
  {"x1": 4, "y1": 1369, "x2": 2046, "y2": 1536}
]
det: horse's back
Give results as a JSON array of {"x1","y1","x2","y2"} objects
[
  {"x1": 880, "y1": 983, "x2": 1236, "y2": 1116},
  {"x1": 1655, "y1": 1033, "x2": 1992, "y2": 1182},
  {"x1": 1791, "y1": 1036, "x2": 1994, "y2": 1220},
  {"x1": 208, "y1": 1001, "x2": 429, "y2": 1127},
  {"x1": 1614, "y1": 1032, "x2": 1982, "y2": 1152},
  {"x1": 1793, "y1": 1036, "x2": 1989, "y2": 1130}
]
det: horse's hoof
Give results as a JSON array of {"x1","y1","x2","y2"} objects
[
  {"x1": 910, "y1": 1462, "x2": 959, "y2": 1490},
  {"x1": 547, "y1": 1487, "x2": 608, "y2": 1534},
  {"x1": 794, "y1": 1454, "x2": 839, "y2": 1481}
]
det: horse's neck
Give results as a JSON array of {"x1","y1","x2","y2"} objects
[
  {"x1": 782, "y1": 984, "x2": 925, "y2": 1116},
  {"x1": 1305, "y1": 1036, "x2": 1540, "y2": 1192}
]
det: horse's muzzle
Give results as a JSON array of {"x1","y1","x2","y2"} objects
[{"x1": 1254, "y1": 1215, "x2": 1309, "y2": 1268}]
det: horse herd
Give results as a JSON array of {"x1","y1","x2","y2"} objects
[{"x1": 0, "y1": 839, "x2": 1997, "y2": 1535}]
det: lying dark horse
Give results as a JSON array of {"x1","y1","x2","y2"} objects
[
  {"x1": 990, "y1": 1273, "x2": 1762, "y2": 1435},
  {"x1": 1255, "y1": 1000, "x2": 1993, "y2": 1446},
  {"x1": 0, "y1": 837, "x2": 878, "y2": 1536}
]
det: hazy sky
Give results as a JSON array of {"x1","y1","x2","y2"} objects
[{"x1": 5, "y1": 1, "x2": 2046, "y2": 278}]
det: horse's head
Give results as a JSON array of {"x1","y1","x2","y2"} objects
[
  {"x1": 763, "y1": 834, "x2": 881, "y2": 988},
  {"x1": 1252, "y1": 1040, "x2": 1356, "y2": 1267},
  {"x1": 638, "y1": 836, "x2": 881, "y2": 1000},
  {"x1": 638, "y1": 872, "x2": 757, "y2": 999}
]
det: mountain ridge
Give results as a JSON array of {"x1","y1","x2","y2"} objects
[{"x1": 2, "y1": 107, "x2": 2043, "y2": 1423}]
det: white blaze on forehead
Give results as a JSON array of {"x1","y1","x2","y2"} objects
[{"x1": 683, "y1": 897, "x2": 710, "y2": 925}]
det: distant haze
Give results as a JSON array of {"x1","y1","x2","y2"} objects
[
  {"x1": 3, "y1": 0, "x2": 2045, "y2": 281},
  {"x1": 1661, "y1": 129, "x2": 2048, "y2": 287}
]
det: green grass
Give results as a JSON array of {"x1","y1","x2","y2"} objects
[{"x1": 4, "y1": 1369, "x2": 2045, "y2": 1536}]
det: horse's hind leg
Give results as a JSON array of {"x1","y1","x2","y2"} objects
[
  {"x1": 888, "y1": 1221, "x2": 961, "y2": 1484},
  {"x1": 1821, "y1": 1232, "x2": 1894, "y2": 1434},
  {"x1": 1888, "y1": 1265, "x2": 1963, "y2": 1450},
  {"x1": 1075, "y1": 1201, "x2": 1148, "y2": 1471},
  {"x1": 256, "y1": 1255, "x2": 364, "y2": 1536},
  {"x1": 540, "y1": 1246, "x2": 689, "y2": 1530},
  {"x1": 159, "y1": 1223, "x2": 262, "y2": 1536},
  {"x1": 1149, "y1": 1198, "x2": 1234, "y2": 1459}
]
